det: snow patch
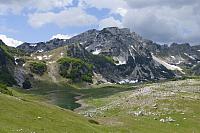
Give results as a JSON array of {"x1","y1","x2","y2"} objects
[
  {"x1": 152, "y1": 54, "x2": 184, "y2": 73},
  {"x1": 43, "y1": 55, "x2": 49, "y2": 60},
  {"x1": 131, "y1": 45, "x2": 137, "y2": 52},
  {"x1": 37, "y1": 49, "x2": 44, "y2": 53},
  {"x1": 184, "y1": 53, "x2": 195, "y2": 60},
  {"x1": 43, "y1": 55, "x2": 47, "y2": 58},
  {"x1": 14, "y1": 56, "x2": 19, "y2": 65},
  {"x1": 119, "y1": 79, "x2": 138, "y2": 84},
  {"x1": 85, "y1": 46, "x2": 89, "y2": 50},
  {"x1": 92, "y1": 49, "x2": 101, "y2": 55},
  {"x1": 113, "y1": 56, "x2": 127, "y2": 65},
  {"x1": 175, "y1": 61, "x2": 183, "y2": 65},
  {"x1": 37, "y1": 56, "x2": 42, "y2": 60},
  {"x1": 30, "y1": 44, "x2": 37, "y2": 47},
  {"x1": 171, "y1": 56, "x2": 175, "y2": 59},
  {"x1": 48, "y1": 61, "x2": 56, "y2": 64}
]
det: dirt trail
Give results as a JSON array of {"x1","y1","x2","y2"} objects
[{"x1": 48, "y1": 63, "x2": 59, "y2": 83}]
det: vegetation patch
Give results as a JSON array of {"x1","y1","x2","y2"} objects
[
  {"x1": 57, "y1": 57, "x2": 93, "y2": 83},
  {"x1": 0, "y1": 47, "x2": 16, "y2": 86},
  {"x1": 22, "y1": 78, "x2": 32, "y2": 89},
  {"x1": 0, "y1": 68, "x2": 16, "y2": 86},
  {"x1": 0, "y1": 83, "x2": 13, "y2": 96},
  {"x1": 29, "y1": 61, "x2": 47, "y2": 76},
  {"x1": 88, "y1": 119, "x2": 99, "y2": 125}
]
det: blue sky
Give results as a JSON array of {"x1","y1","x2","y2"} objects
[{"x1": 0, "y1": 0, "x2": 200, "y2": 47}]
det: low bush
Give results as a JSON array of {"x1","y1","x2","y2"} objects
[
  {"x1": 22, "y1": 79, "x2": 32, "y2": 89},
  {"x1": 88, "y1": 119, "x2": 99, "y2": 125},
  {"x1": 0, "y1": 83, "x2": 13, "y2": 96},
  {"x1": 29, "y1": 61, "x2": 47, "y2": 76},
  {"x1": 57, "y1": 57, "x2": 93, "y2": 83}
]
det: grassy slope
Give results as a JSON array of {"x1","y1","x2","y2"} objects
[
  {"x1": 0, "y1": 89, "x2": 134, "y2": 132},
  {"x1": 0, "y1": 87, "x2": 117, "y2": 133}
]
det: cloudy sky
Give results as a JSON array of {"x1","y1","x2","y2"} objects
[{"x1": 0, "y1": 0, "x2": 200, "y2": 47}]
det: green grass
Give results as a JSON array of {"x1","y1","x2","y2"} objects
[
  {"x1": 0, "y1": 86, "x2": 130, "y2": 133},
  {"x1": 0, "y1": 86, "x2": 137, "y2": 133},
  {"x1": 0, "y1": 94, "x2": 101, "y2": 133},
  {"x1": 1, "y1": 78, "x2": 200, "y2": 132}
]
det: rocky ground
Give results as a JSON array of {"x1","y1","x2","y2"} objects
[{"x1": 75, "y1": 79, "x2": 200, "y2": 132}]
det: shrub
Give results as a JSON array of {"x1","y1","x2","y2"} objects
[
  {"x1": 22, "y1": 79, "x2": 31, "y2": 89},
  {"x1": 88, "y1": 119, "x2": 99, "y2": 125},
  {"x1": 29, "y1": 61, "x2": 47, "y2": 76},
  {"x1": 0, "y1": 83, "x2": 13, "y2": 96},
  {"x1": 0, "y1": 68, "x2": 16, "y2": 86},
  {"x1": 57, "y1": 57, "x2": 93, "y2": 83}
]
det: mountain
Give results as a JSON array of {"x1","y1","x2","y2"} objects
[
  {"x1": 16, "y1": 27, "x2": 177, "y2": 84},
  {"x1": 144, "y1": 41, "x2": 200, "y2": 75}
]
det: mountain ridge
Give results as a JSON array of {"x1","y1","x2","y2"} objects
[{"x1": 1, "y1": 27, "x2": 200, "y2": 86}]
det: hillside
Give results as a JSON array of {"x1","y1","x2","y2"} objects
[{"x1": 0, "y1": 85, "x2": 107, "y2": 133}]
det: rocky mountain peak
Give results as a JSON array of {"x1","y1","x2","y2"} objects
[{"x1": 16, "y1": 27, "x2": 178, "y2": 83}]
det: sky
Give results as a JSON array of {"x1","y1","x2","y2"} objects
[{"x1": 0, "y1": 0, "x2": 200, "y2": 47}]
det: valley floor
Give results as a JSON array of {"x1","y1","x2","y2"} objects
[
  {"x1": 76, "y1": 79, "x2": 200, "y2": 133},
  {"x1": 0, "y1": 78, "x2": 200, "y2": 132}
]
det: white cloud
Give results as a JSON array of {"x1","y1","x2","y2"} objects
[
  {"x1": 30, "y1": 0, "x2": 73, "y2": 11},
  {"x1": 78, "y1": 0, "x2": 200, "y2": 44},
  {"x1": 115, "y1": 8, "x2": 128, "y2": 17},
  {"x1": 126, "y1": 0, "x2": 199, "y2": 9},
  {"x1": 122, "y1": 4, "x2": 200, "y2": 43},
  {"x1": 99, "y1": 17, "x2": 123, "y2": 30},
  {"x1": 28, "y1": 7, "x2": 98, "y2": 28},
  {"x1": 79, "y1": 0, "x2": 128, "y2": 16},
  {"x1": 0, "y1": 0, "x2": 73, "y2": 14},
  {"x1": 51, "y1": 34, "x2": 74, "y2": 40},
  {"x1": 0, "y1": 34, "x2": 23, "y2": 47},
  {"x1": 1, "y1": 0, "x2": 200, "y2": 44}
]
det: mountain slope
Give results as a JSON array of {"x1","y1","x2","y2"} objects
[
  {"x1": 17, "y1": 27, "x2": 176, "y2": 83},
  {"x1": 66, "y1": 43, "x2": 175, "y2": 83},
  {"x1": 144, "y1": 41, "x2": 200, "y2": 75}
]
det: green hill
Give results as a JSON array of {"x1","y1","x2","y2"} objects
[{"x1": 0, "y1": 86, "x2": 101, "y2": 133}]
